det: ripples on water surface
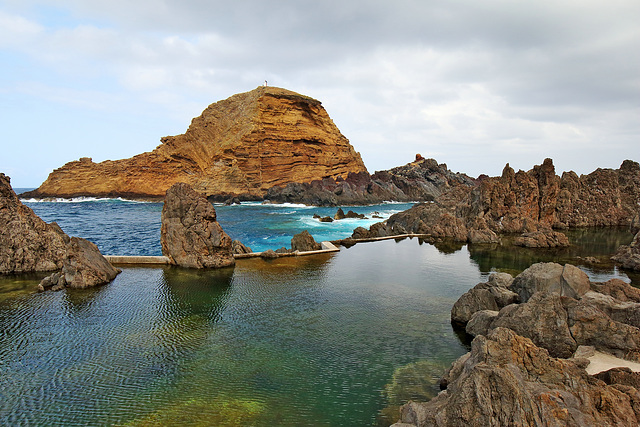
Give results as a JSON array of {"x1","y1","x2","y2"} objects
[{"x1": 1, "y1": 196, "x2": 636, "y2": 425}]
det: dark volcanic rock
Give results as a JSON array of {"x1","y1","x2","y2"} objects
[
  {"x1": 161, "y1": 183, "x2": 235, "y2": 269},
  {"x1": 395, "y1": 328, "x2": 640, "y2": 427},
  {"x1": 291, "y1": 230, "x2": 321, "y2": 252},
  {"x1": 264, "y1": 158, "x2": 476, "y2": 206}
]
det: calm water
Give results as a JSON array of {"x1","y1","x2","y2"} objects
[{"x1": 0, "y1": 195, "x2": 636, "y2": 426}]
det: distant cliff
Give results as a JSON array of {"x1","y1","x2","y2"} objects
[{"x1": 24, "y1": 87, "x2": 368, "y2": 200}]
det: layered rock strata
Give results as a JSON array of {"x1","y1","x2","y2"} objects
[
  {"x1": 0, "y1": 173, "x2": 120, "y2": 289},
  {"x1": 160, "y1": 183, "x2": 235, "y2": 268},
  {"x1": 393, "y1": 263, "x2": 640, "y2": 426},
  {"x1": 352, "y1": 159, "x2": 640, "y2": 247},
  {"x1": 25, "y1": 87, "x2": 367, "y2": 200}
]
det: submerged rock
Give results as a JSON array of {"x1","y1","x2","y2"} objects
[{"x1": 161, "y1": 182, "x2": 235, "y2": 269}]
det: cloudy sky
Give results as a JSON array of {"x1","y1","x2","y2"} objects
[{"x1": 1, "y1": 0, "x2": 638, "y2": 188}]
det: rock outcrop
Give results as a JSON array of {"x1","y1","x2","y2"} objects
[
  {"x1": 1, "y1": 173, "x2": 119, "y2": 289},
  {"x1": 354, "y1": 159, "x2": 640, "y2": 245},
  {"x1": 394, "y1": 328, "x2": 640, "y2": 427},
  {"x1": 454, "y1": 263, "x2": 640, "y2": 361},
  {"x1": 160, "y1": 183, "x2": 235, "y2": 268},
  {"x1": 24, "y1": 87, "x2": 368, "y2": 200},
  {"x1": 290, "y1": 230, "x2": 321, "y2": 252},
  {"x1": 264, "y1": 157, "x2": 476, "y2": 206},
  {"x1": 612, "y1": 230, "x2": 640, "y2": 271}
]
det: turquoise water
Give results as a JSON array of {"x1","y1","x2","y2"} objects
[{"x1": 1, "y1": 196, "x2": 636, "y2": 425}]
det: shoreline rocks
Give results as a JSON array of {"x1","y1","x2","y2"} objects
[
  {"x1": 612, "y1": 230, "x2": 640, "y2": 271},
  {"x1": 160, "y1": 183, "x2": 235, "y2": 269},
  {"x1": 393, "y1": 262, "x2": 640, "y2": 426}
]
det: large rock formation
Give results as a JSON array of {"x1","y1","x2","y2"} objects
[
  {"x1": 394, "y1": 328, "x2": 640, "y2": 427},
  {"x1": 161, "y1": 183, "x2": 235, "y2": 268},
  {"x1": 0, "y1": 173, "x2": 120, "y2": 289},
  {"x1": 24, "y1": 87, "x2": 368, "y2": 200},
  {"x1": 1, "y1": 173, "x2": 67, "y2": 273},
  {"x1": 353, "y1": 159, "x2": 640, "y2": 245},
  {"x1": 264, "y1": 157, "x2": 476, "y2": 206}
]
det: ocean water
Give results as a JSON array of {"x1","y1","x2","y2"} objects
[{"x1": 0, "y1": 194, "x2": 636, "y2": 426}]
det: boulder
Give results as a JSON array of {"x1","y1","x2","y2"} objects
[
  {"x1": 40, "y1": 237, "x2": 121, "y2": 290},
  {"x1": 580, "y1": 291, "x2": 640, "y2": 329},
  {"x1": 260, "y1": 249, "x2": 279, "y2": 259},
  {"x1": 595, "y1": 367, "x2": 640, "y2": 390},
  {"x1": 291, "y1": 230, "x2": 321, "y2": 252},
  {"x1": 465, "y1": 310, "x2": 498, "y2": 337},
  {"x1": 334, "y1": 208, "x2": 346, "y2": 220},
  {"x1": 160, "y1": 182, "x2": 235, "y2": 269},
  {"x1": 450, "y1": 272, "x2": 517, "y2": 326},
  {"x1": 397, "y1": 328, "x2": 640, "y2": 427},
  {"x1": 491, "y1": 292, "x2": 577, "y2": 358},
  {"x1": 509, "y1": 262, "x2": 590, "y2": 302}
]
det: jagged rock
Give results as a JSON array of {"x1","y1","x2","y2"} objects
[
  {"x1": 0, "y1": 173, "x2": 68, "y2": 273},
  {"x1": 319, "y1": 216, "x2": 333, "y2": 223},
  {"x1": 275, "y1": 247, "x2": 291, "y2": 254},
  {"x1": 611, "y1": 230, "x2": 640, "y2": 271},
  {"x1": 231, "y1": 240, "x2": 252, "y2": 254},
  {"x1": 580, "y1": 291, "x2": 640, "y2": 329},
  {"x1": 265, "y1": 158, "x2": 476, "y2": 206},
  {"x1": 160, "y1": 183, "x2": 235, "y2": 269},
  {"x1": 24, "y1": 87, "x2": 367, "y2": 200},
  {"x1": 224, "y1": 197, "x2": 241, "y2": 206},
  {"x1": 345, "y1": 210, "x2": 366, "y2": 219},
  {"x1": 509, "y1": 262, "x2": 591, "y2": 302},
  {"x1": 334, "y1": 208, "x2": 346, "y2": 220},
  {"x1": 396, "y1": 328, "x2": 640, "y2": 427},
  {"x1": 291, "y1": 230, "x2": 321, "y2": 252}
]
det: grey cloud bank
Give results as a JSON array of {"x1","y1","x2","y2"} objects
[{"x1": 1, "y1": 0, "x2": 638, "y2": 186}]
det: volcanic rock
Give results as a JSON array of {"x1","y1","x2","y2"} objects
[
  {"x1": 510, "y1": 262, "x2": 591, "y2": 302},
  {"x1": 231, "y1": 240, "x2": 252, "y2": 255},
  {"x1": 611, "y1": 230, "x2": 640, "y2": 271},
  {"x1": 291, "y1": 230, "x2": 321, "y2": 252},
  {"x1": 0, "y1": 173, "x2": 68, "y2": 273},
  {"x1": 394, "y1": 327, "x2": 640, "y2": 427},
  {"x1": 25, "y1": 87, "x2": 368, "y2": 200},
  {"x1": 160, "y1": 183, "x2": 235, "y2": 268}
]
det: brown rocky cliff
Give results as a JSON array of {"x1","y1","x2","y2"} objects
[{"x1": 26, "y1": 87, "x2": 367, "y2": 199}]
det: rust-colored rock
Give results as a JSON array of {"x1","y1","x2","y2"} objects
[{"x1": 25, "y1": 87, "x2": 368, "y2": 199}]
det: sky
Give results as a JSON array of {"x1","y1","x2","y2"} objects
[{"x1": 1, "y1": 0, "x2": 638, "y2": 188}]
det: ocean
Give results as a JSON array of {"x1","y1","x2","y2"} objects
[{"x1": 0, "y1": 193, "x2": 636, "y2": 426}]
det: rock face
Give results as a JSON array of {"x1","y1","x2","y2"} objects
[
  {"x1": 0, "y1": 173, "x2": 68, "y2": 273},
  {"x1": 395, "y1": 327, "x2": 640, "y2": 427},
  {"x1": 356, "y1": 158, "x2": 640, "y2": 244},
  {"x1": 24, "y1": 87, "x2": 368, "y2": 200},
  {"x1": 161, "y1": 183, "x2": 235, "y2": 268},
  {"x1": 265, "y1": 157, "x2": 476, "y2": 206},
  {"x1": 1, "y1": 173, "x2": 119, "y2": 289}
]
